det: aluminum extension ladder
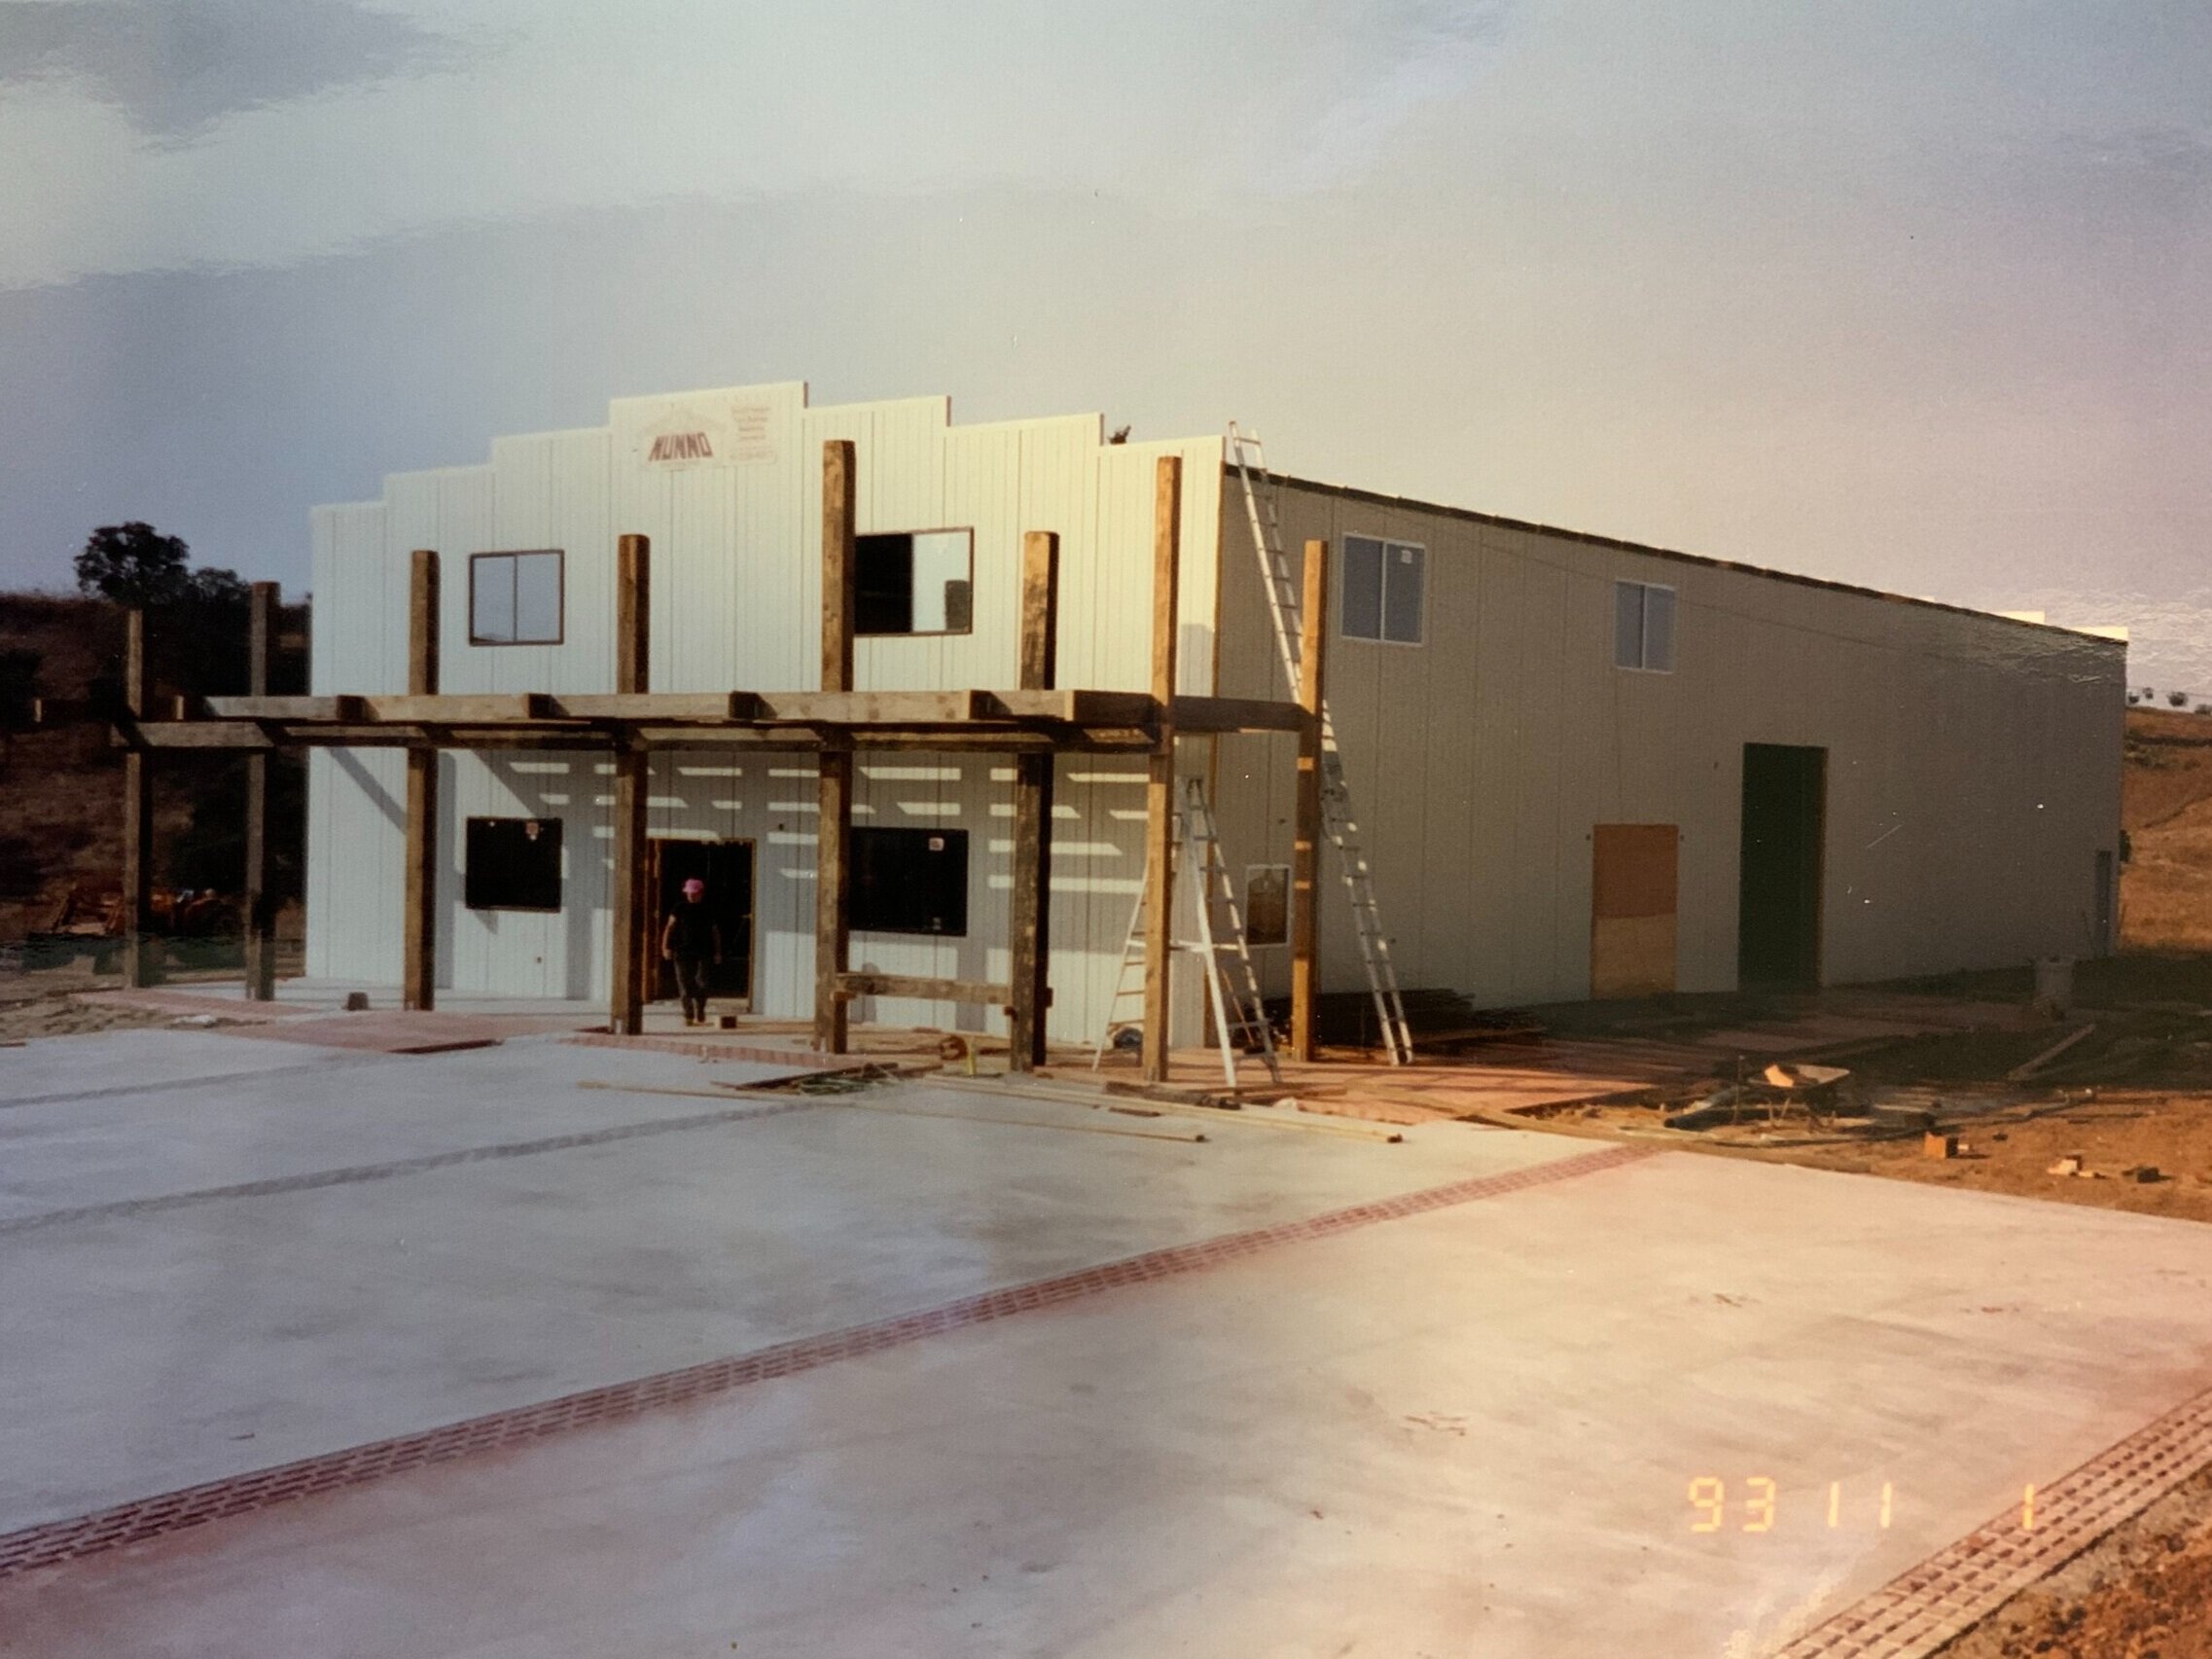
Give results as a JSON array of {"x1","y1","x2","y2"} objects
[
  {"x1": 1092, "y1": 774, "x2": 1282, "y2": 1089},
  {"x1": 1226, "y1": 422, "x2": 1415, "y2": 1065}
]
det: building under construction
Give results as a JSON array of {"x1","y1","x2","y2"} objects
[{"x1": 287, "y1": 380, "x2": 2124, "y2": 1058}]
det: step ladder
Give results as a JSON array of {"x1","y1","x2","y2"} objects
[
  {"x1": 1092, "y1": 774, "x2": 1282, "y2": 1089},
  {"x1": 1227, "y1": 422, "x2": 1415, "y2": 1065}
]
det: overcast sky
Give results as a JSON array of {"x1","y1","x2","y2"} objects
[{"x1": 2, "y1": 0, "x2": 2206, "y2": 687}]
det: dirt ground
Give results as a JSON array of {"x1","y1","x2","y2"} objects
[
  {"x1": 2123, "y1": 707, "x2": 2212, "y2": 954},
  {"x1": 1934, "y1": 1461, "x2": 2212, "y2": 1658},
  {"x1": 0, "y1": 980, "x2": 178, "y2": 1041}
]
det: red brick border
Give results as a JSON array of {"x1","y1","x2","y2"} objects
[
  {"x1": 1774, "y1": 1380, "x2": 2212, "y2": 1657},
  {"x1": 0, "y1": 1142, "x2": 1652, "y2": 1582}
]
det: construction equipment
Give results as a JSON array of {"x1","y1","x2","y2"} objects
[
  {"x1": 1227, "y1": 422, "x2": 1414, "y2": 1064},
  {"x1": 1094, "y1": 774, "x2": 1282, "y2": 1089}
]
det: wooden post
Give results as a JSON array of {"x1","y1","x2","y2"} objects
[
  {"x1": 813, "y1": 440, "x2": 856, "y2": 1054},
  {"x1": 1009, "y1": 530, "x2": 1059, "y2": 1071},
  {"x1": 1140, "y1": 455, "x2": 1182, "y2": 1084},
  {"x1": 242, "y1": 582, "x2": 277, "y2": 1000},
  {"x1": 402, "y1": 550, "x2": 440, "y2": 1011},
  {"x1": 609, "y1": 535, "x2": 651, "y2": 1034},
  {"x1": 1290, "y1": 539, "x2": 1329, "y2": 1063},
  {"x1": 120, "y1": 608, "x2": 157, "y2": 988}
]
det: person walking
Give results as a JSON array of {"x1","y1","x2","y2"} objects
[{"x1": 660, "y1": 878, "x2": 723, "y2": 1026}]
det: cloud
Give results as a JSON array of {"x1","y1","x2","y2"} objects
[
  {"x1": 1262, "y1": 1, "x2": 1516, "y2": 194},
  {"x1": 0, "y1": 0, "x2": 478, "y2": 143}
]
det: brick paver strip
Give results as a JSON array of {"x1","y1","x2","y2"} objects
[
  {"x1": 1773, "y1": 1380, "x2": 2212, "y2": 1657},
  {"x1": 0, "y1": 1141, "x2": 1652, "y2": 1581}
]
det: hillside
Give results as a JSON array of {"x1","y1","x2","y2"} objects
[
  {"x1": 2122, "y1": 705, "x2": 2212, "y2": 951},
  {"x1": 0, "y1": 593, "x2": 307, "y2": 956}
]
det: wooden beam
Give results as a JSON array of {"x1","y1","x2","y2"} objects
[
  {"x1": 1169, "y1": 694, "x2": 1310, "y2": 734},
  {"x1": 361, "y1": 693, "x2": 552, "y2": 723},
  {"x1": 402, "y1": 550, "x2": 439, "y2": 1012},
  {"x1": 1141, "y1": 455, "x2": 1182, "y2": 1083},
  {"x1": 550, "y1": 692, "x2": 758, "y2": 722},
  {"x1": 124, "y1": 721, "x2": 278, "y2": 749},
  {"x1": 834, "y1": 971, "x2": 1015, "y2": 1006},
  {"x1": 203, "y1": 695, "x2": 364, "y2": 722},
  {"x1": 609, "y1": 534, "x2": 651, "y2": 1035},
  {"x1": 243, "y1": 582, "x2": 277, "y2": 1001},
  {"x1": 1291, "y1": 539, "x2": 1329, "y2": 1064},
  {"x1": 1009, "y1": 529, "x2": 1059, "y2": 1071},
  {"x1": 814, "y1": 439, "x2": 856, "y2": 1054},
  {"x1": 120, "y1": 608, "x2": 157, "y2": 988}
]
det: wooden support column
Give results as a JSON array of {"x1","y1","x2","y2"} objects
[
  {"x1": 1140, "y1": 455, "x2": 1182, "y2": 1084},
  {"x1": 402, "y1": 550, "x2": 440, "y2": 1012},
  {"x1": 242, "y1": 582, "x2": 278, "y2": 1000},
  {"x1": 120, "y1": 608, "x2": 157, "y2": 988},
  {"x1": 609, "y1": 535, "x2": 652, "y2": 1034},
  {"x1": 813, "y1": 440, "x2": 856, "y2": 1054},
  {"x1": 1008, "y1": 530, "x2": 1059, "y2": 1071},
  {"x1": 1290, "y1": 539, "x2": 1329, "y2": 1063}
]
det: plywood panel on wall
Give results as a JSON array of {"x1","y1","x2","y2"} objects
[{"x1": 1590, "y1": 823, "x2": 1679, "y2": 997}]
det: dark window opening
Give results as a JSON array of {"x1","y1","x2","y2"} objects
[
  {"x1": 855, "y1": 530, "x2": 974, "y2": 636},
  {"x1": 1341, "y1": 535, "x2": 1424, "y2": 644},
  {"x1": 849, "y1": 825, "x2": 969, "y2": 936},
  {"x1": 1614, "y1": 579, "x2": 1676, "y2": 671},
  {"x1": 465, "y1": 816, "x2": 563, "y2": 912},
  {"x1": 469, "y1": 550, "x2": 564, "y2": 644}
]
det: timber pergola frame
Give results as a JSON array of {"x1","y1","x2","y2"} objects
[{"x1": 48, "y1": 444, "x2": 1322, "y2": 1080}]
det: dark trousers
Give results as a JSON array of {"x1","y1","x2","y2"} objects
[{"x1": 672, "y1": 956, "x2": 712, "y2": 1022}]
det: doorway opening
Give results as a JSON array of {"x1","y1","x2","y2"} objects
[
  {"x1": 1737, "y1": 744, "x2": 1826, "y2": 990},
  {"x1": 648, "y1": 839, "x2": 755, "y2": 1007}
]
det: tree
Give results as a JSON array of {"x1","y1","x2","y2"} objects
[
  {"x1": 2169, "y1": 690, "x2": 2191, "y2": 708},
  {"x1": 75, "y1": 523, "x2": 193, "y2": 606}
]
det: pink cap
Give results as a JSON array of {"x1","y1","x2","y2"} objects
[{"x1": 681, "y1": 878, "x2": 705, "y2": 896}]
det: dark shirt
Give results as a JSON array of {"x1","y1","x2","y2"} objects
[{"x1": 666, "y1": 904, "x2": 718, "y2": 959}]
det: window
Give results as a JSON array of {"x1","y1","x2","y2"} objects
[
  {"x1": 1614, "y1": 580, "x2": 1676, "y2": 671},
  {"x1": 849, "y1": 826, "x2": 969, "y2": 935},
  {"x1": 1341, "y1": 536, "x2": 1424, "y2": 644},
  {"x1": 855, "y1": 530, "x2": 974, "y2": 636},
  {"x1": 1244, "y1": 865, "x2": 1289, "y2": 947},
  {"x1": 465, "y1": 817, "x2": 563, "y2": 911},
  {"x1": 470, "y1": 551, "x2": 564, "y2": 644}
]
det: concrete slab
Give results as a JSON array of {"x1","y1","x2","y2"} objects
[
  {"x1": 0, "y1": 1035, "x2": 828, "y2": 1223},
  {"x1": 0, "y1": 1028, "x2": 358, "y2": 1109},
  {"x1": 2, "y1": 1147, "x2": 2209, "y2": 1657},
  {"x1": 0, "y1": 1039, "x2": 1554, "y2": 1534}
]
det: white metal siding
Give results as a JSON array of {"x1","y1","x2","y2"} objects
[{"x1": 306, "y1": 384, "x2": 1221, "y2": 1043}]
